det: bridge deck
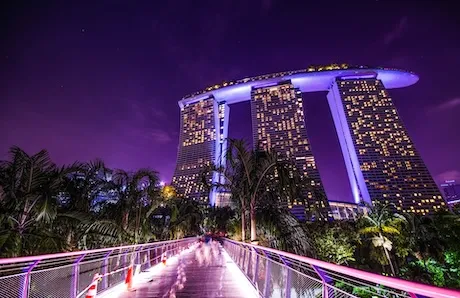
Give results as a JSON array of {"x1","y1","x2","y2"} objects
[{"x1": 105, "y1": 241, "x2": 257, "y2": 298}]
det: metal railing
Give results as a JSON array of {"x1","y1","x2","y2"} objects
[
  {"x1": 222, "y1": 239, "x2": 460, "y2": 298},
  {"x1": 0, "y1": 238, "x2": 197, "y2": 298}
]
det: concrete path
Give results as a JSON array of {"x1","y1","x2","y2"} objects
[{"x1": 104, "y1": 241, "x2": 257, "y2": 298}]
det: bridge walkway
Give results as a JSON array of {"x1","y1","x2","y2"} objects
[
  {"x1": 1, "y1": 237, "x2": 459, "y2": 298},
  {"x1": 103, "y1": 241, "x2": 257, "y2": 298}
]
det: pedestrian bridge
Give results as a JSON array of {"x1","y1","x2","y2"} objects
[{"x1": 0, "y1": 238, "x2": 458, "y2": 298}]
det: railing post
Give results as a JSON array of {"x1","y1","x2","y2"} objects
[
  {"x1": 134, "y1": 246, "x2": 142, "y2": 274},
  {"x1": 242, "y1": 247, "x2": 247, "y2": 272},
  {"x1": 263, "y1": 253, "x2": 271, "y2": 298},
  {"x1": 20, "y1": 260, "x2": 39, "y2": 298},
  {"x1": 238, "y1": 245, "x2": 244, "y2": 266},
  {"x1": 71, "y1": 254, "x2": 86, "y2": 298},
  {"x1": 285, "y1": 269, "x2": 292, "y2": 298},
  {"x1": 102, "y1": 250, "x2": 112, "y2": 290},
  {"x1": 122, "y1": 249, "x2": 128, "y2": 269},
  {"x1": 252, "y1": 248, "x2": 259, "y2": 284},
  {"x1": 280, "y1": 256, "x2": 291, "y2": 298},
  {"x1": 313, "y1": 265, "x2": 333, "y2": 298},
  {"x1": 246, "y1": 248, "x2": 251, "y2": 275},
  {"x1": 146, "y1": 247, "x2": 151, "y2": 268},
  {"x1": 138, "y1": 246, "x2": 142, "y2": 266}
]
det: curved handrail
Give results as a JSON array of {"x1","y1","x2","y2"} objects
[
  {"x1": 0, "y1": 237, "x2": 198, "y2": 298},
  {"x1": 224, "y1": 238, "x2": 460, "y2": 298},
  {"x1": 0, "y1": 237, "x2": 197, "y2": 265}
]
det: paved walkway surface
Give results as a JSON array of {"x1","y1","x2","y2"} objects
[{"x1": 113, "y1": 241, "x2": 256, "y2": 298}]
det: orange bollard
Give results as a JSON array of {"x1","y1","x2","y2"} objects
[
  {"x1": 125, "y1": 265, "x2": 133, "y2": 291},
  {"x1": 85, "y1": 273, "x2": 100, "y2": 298}
]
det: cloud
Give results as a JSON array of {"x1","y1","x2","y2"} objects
[
  {"x1": 436, "y1": 98, "x2": 460, "y2": 111},
  {"x1": 436, "y1": 170, "x2": 460, "y2": 183},
  {"x1": 116, "y1": 100, "x2": 172, "y2": 145},
  {"x1": 151, "y1": 129, "x2": 173, "y2": 143},
  {"x1": 118, "y1": 97, "x2": 170, "y2": 126},
  {"x1": 151, "y1": 107, "x2": 167, "y2": 119},
  {"x1": 130, "y1": 101, "x2": 146, "y2": 123},
  {"x1": 384, "y1": 16, "x2": 408, "y2": 46}
]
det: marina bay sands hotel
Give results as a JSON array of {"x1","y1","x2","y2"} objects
[{"x1": 171, "y1": 64, "x2": 445, "y2": 219}]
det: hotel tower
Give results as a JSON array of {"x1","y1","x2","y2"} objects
[{"x1": 172, "y1": 65, "x2": 445, "y2": 218}]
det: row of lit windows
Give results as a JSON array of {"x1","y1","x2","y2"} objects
[
  {"x1": 252, "y1": 81, "x2": 327, "y2": 209},
  {"x1": 181, "y1": 99, "x2": 217, "y2": 148},
  {"x1": 338, "y1": 78, "x2": 443, "y2": 213}
]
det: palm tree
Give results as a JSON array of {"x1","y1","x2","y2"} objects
[
  {"x1": 0, "y1": 146, "x2": 73, "y2": 256},
  {"x1": 202, "y1": 143, "x2": 248, "y2": 241},
  {"x1": 256, "y1": 196, "x2": 316, "y2": 257},
  {"x1": 112, "y1": 169, "x2": 162, "y2": 243},
  {"x1": 167, "y1": 199, "x2": 204, "y2": 239},
  {"x1": 358, "y1": 203, "x2": 406, "y2": 276},
  {"x1": 404, "y1": 214, "x2": 444, "y2": 263},
  {"x1": 204, "y1": 206, "x2": 235, "y2": 234},
  {"x1": 61, "y1": 159, "x2": 109, "y2": 213},
  {"x1": 211, "y1": 139, "x2": 280, "y2": 243}
]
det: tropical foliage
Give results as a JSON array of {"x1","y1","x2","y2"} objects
[
  {"x1": 310, "y1": 222, "x2": 357, "y2": 265},
  {"x1": 357, "y1": 203, "x2": 407, "y2": 275},
  {"x1": 0, "y1": 146, "x2": 203, "y2": 257},
  {"x1": 2, "y1": 144, "x2": 460, "y2": 291},
  {"x1": 204, "y1": 139, "x2": 316, "y2": 256},
  {"x1": 305, "y1": 202, "x2": 460, "y2": 289}
]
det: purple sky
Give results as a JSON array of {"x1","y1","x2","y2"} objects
[{"x1": 2, "y1": 1, "x2": 460, "y2": 202}]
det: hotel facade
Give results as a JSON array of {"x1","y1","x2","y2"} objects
[{"x1": 172, "y1": 65, "x2": 445, "y2": 218}]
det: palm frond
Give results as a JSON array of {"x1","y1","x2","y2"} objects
[
  {"x1": 382, "y1": 226, "x2": 400, "y2": 235},
  {"x1": 36, "y1": 195, "x2": 57, "y2": 223},
  {"x1": 392, "y1": 213, "x2": 408, "y2": 223},
  {"x1": 84, "y1": 220, "x2": 122, "y2": 239},
  {"x1": 359, "y1": 226, "x2": 380, "y2": 234},
  {"x1": 57, "y1": 211, "x2": 93, "y2": 224},
  {"x1": 361, "y1": 215, "x2": 378, "y2": 227}
]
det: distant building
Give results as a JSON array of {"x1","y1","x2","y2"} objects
[
  {"x1": 327, "y1": 77, "x2": 445, "y2": 215},
  {"x1": 91, "y1": 190, "x2": 118, "y2": 211},
  {"x1": 440, "y1": 180, "x2": 460, "y2": 206},
  {"x1": 171, "y1": 97, "x2": 228, "y2": 204},
  {"x1": 251, "y1": 80, "x2": 329, "y2": 220},
  {"x1": 172, "y1": 65, "x2": 443, "y2": 216},
  {"x1": 328, "y1": 201, "x2": 368, "y2": 220},
  {"x1": 215, "y1": 192, "x2": 232, "y2": 208}
]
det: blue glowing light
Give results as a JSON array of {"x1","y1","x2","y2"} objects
[{"x1": 180, "y1": 68, "x2": 418, "y2": 106}]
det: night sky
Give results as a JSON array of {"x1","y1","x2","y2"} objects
[{"x1": 2, "y1": 1, "x2": 459, "y2": 202}]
